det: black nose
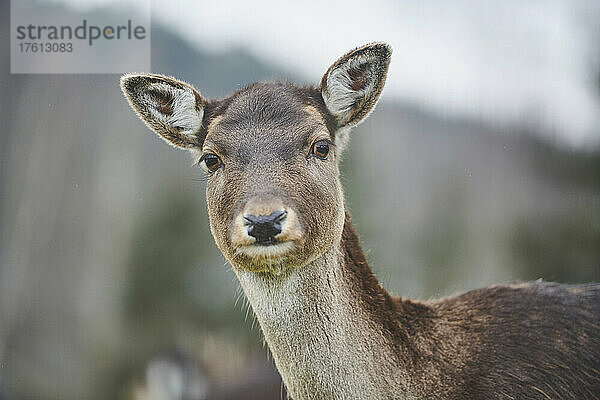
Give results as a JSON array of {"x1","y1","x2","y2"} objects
[{"x1": 244, "y1": 210, "x2": 287, "y2": 245}]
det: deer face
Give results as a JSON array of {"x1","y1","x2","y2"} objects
[
  {"x1": 121, "y1": 43, "x2": 391, "y2": 273},
  {"x1": 199, "y1": 83, "x2": 347, "y2": 273}
]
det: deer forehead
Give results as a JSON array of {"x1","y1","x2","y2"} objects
[{"x1": 203, "y1": 85, "x2": 332, "y2": 159}]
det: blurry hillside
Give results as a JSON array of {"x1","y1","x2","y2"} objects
[{"x1": 0, "y1": 1, "x2": 599, "y2": 400}]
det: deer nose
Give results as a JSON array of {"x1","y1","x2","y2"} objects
[{"x1": 244, "y1": 210, "x2": 287, "y2": 244}]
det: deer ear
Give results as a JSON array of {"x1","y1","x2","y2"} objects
[
  {"x1": 320, "y1": 43, "x2": 391, "y2": 127},
  {"x1": 120, "y1": 73, "x2": 207, "y2": 149}
]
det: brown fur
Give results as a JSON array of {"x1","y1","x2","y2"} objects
[
  {"x1": 347, "y1": 64, "x2": 369, "y2": 91},
  {"x1": 147, "y1": 89, "x2": 174, "y2": 115},
  {"x1": 341, "y1": 213, "x2": 600, "y2": 399},
  {"x1": 120, "y1": 43, "x2": 600, "y2": 399}
]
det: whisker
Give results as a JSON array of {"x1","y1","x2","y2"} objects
[{"x1": 189, "y1": 176, "x2": 209, "y2": 183}]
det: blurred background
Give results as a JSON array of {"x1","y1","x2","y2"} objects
[{"x1": 1, "y1": 0, "x2": 599, "y2": 399}]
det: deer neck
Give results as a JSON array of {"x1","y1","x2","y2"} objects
[{"x1": 234, "y1": 213, "x2": 423, "y2": 400}]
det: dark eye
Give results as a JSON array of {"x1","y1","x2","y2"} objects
[
  {"x1": 200, "y1": 153, "x2": 223, "y2": 172},
  {"x1": 311, "y1": 139, "x2": 331, "y2": 160}
]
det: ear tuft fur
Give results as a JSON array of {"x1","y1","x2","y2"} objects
[
  {"x1": 320, "y1": 43, "x2": 392, "y2": 127},
  {"x1": 120, "y1": 74, "x2": 207, "y2": 149}
]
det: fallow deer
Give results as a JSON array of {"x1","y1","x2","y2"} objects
[{"x1": 121, "y1": 43, "x2": 600, "y2": 399}]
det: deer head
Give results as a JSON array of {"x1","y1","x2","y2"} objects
[{"x1": 121, "y1": 43, "x2": 391, "y2": 274}]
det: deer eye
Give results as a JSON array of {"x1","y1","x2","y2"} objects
[
  {"x1": 310, "y1": 139, "x2": 332, "y2": 160},
  {"x1": 199, "y1": 153, "x2": 223, "y2": 172}
]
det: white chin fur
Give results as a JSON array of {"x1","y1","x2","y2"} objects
[{"x1": 235, "y1": 241, "x2": 294, "y2": 259}]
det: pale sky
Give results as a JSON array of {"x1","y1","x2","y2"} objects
[{"x1": 45, "y1": 0, "x2": 600, "y2": 146}]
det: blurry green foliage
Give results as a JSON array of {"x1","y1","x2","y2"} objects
[{"x1": 510, "y1": 212, "x2": 600, "y2": 283}]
